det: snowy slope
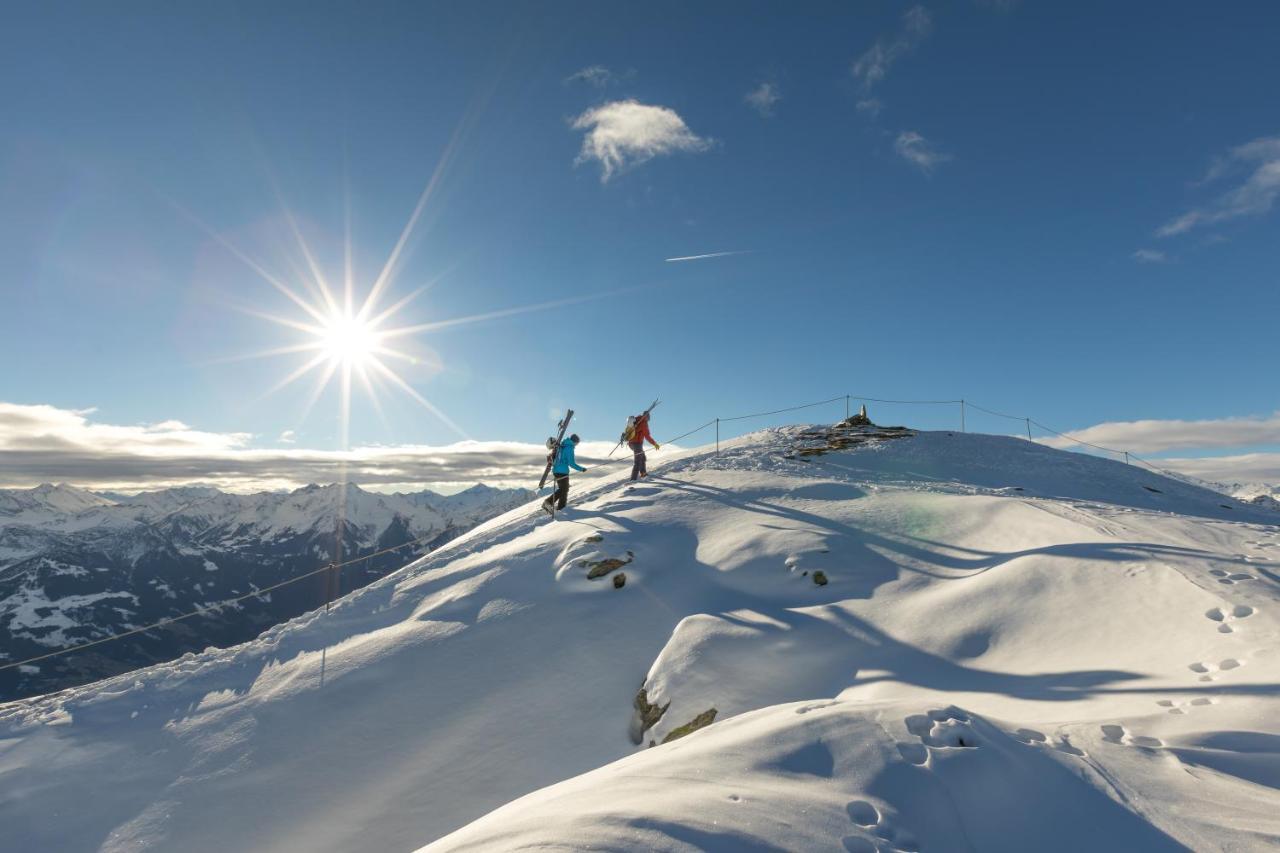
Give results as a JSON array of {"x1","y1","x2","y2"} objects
[{"x1": 1, "y1": 426, "x2": 1278, "y2": 852}]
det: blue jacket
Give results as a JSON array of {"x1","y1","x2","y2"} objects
[{"x1": 552, "y1": 438, "x2": 586, "y2": 475}]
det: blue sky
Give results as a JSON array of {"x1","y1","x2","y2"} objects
[{"x1": 2, "y1": 1, "x2": 1278, "y2": 491}]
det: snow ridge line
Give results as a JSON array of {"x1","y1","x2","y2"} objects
[
  {"x1": 623, "y1": 392, "x2": 1187, "y2": 482},
  {"x1": 0, "y1": 532, "x2": 441, "y2": 675},
  {"x1": 0, "y1": 391, "x2": 1204, "y2": 679}
]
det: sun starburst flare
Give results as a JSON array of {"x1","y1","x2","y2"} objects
[{"x1": 193, "y1": 150, "x2": 628, "y2": 449}]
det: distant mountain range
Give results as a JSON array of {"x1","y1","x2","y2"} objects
[
  {"x1": 0, "y1": 482, "x2": 531, "y2": 702},
  {"x1": 1225, "y1": 482, "x2": 1280, "y2": 511}
]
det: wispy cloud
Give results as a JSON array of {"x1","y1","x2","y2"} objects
[
  {"x1": 856, "y1": 98, "x2": 883, "y2": 118},
  {"x1": 571, "y1": 100, "x2": 712, "y2": 182},
  {"x1": 665, "y1": 250, "x2": 751, "y2": 263},
  {"x1": 894, "y1": 131, "x2": 951, "y2": 173},
  {"x1": 744, "y1": 82, "x2": 781, "y2": 117},
  {"x1": 564, "y1": 65, "x2": 616, "y2": 88},
  {"x1": 0, "y1": 402, "x2": 641, "y2": 493},
  {"x1": 852, "y1": 5, "x2": 933, "y2": 92},
  {"x1": 1158, "y1": 135, "x2": 1280, "y2": 237},
  {"x1": 278, "y1": 429, "x2": 297, "y2": 444},
  {"x1": 1131, "y1": 249, "x2": 1168, "y2": 264},
  {"x1": 1037, "y1": 411, "x2": 1280, "y2": 455}
]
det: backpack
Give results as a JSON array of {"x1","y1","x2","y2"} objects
[{"x1": 621, "y1": 415, "x2": 639, "y2": 443}]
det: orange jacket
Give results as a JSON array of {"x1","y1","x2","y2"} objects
[{"x1": 631, "y1": 416, "x2": 659, "y2": 448}]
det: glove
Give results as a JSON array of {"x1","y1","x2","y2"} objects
[{"x1": 653, "y1": 443, "x2": 660, "y2": 450}]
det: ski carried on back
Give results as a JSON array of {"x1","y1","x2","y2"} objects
[
  {"x1": 609, "y1": 399, "x2": 660, "y2": 457},
  {"x1": 539, "y1": 408, "x2": 575, "y2": 492}
]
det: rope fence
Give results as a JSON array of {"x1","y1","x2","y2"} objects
[
  {"x1": 618, "y1": 392, "x2": 1186, "y2": 482},
  {"x1": 1, "y1": 390, "x2": 1191, "y2": 680}
]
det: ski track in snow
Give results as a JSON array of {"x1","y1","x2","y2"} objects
[{"x1": 0, "y1": 426, "x2": 1278, "y2": 852}]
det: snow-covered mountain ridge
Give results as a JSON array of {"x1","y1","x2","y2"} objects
[
  {"x1": 1, "y1": 425, "x2": 1277, "y2": 851},
  {"x1": 0, "y1": 482, "x2": 531, "y2": 702}
]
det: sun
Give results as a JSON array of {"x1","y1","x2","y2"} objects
[
  {"x1": 200, "y1": 145, "x2": 623, "y2": 446},
  {"x1": 319, "y1": 310, "x2": 380, "y2": 367}
]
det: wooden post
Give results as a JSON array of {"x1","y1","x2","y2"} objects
[
  {"x1": 960, "y1": 399, "x2": 966, "y2": 433},
  {"x1": 715, "y1": 418, "x2": 720, "y2": 455},
  {"x1": 1025, "y1": 418, "x2": 1032, "y2": 441}
]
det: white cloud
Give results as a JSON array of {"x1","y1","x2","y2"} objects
[
  {"x1": 744, "y1": 82, "x2": 781, "y2": 117},
  {"x1": 1131, "y1": 249, "x2": 1168, "y2": 264},
  {"x1": 894, "y1": 131, "x2": 951, "y2": 172},
  {"x1": 1158, "y1": 453, "x2": 1280, "y2": 487},
  {"x1": 852, "y1": 5, "x2": 933, "y2": 91},
  {"x1": 1037, "y1": 411, "x2": 1280, "y2": 455},
  {"x1": 1158, "y1": 135, "x2": 1280, "y2": 237},
  {"x1": 571, "y1": 100, "x2": 712, "y2": 182},
  {"x1": 565, "y1": 65, "x2": 616, "y2": 88},
  {"x1": 278, "y1": 430, "x2": 296, "y2": 444},
  {"x1": 0, "y1": 402, "x2": 642, "y2": 493}
]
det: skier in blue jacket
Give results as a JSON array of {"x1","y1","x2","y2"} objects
[{"x1": 543, "y1": 433, "x2": 586, "y2": 513}]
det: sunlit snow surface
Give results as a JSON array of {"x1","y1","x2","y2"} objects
[{"x1": 2, "y1": 428, "x2": 1278, "y2": 852}]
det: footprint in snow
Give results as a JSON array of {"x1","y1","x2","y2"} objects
[
  {"x1": 1014, "y1": 727, "x2": 1087, "y2": 757},
  {"x1": 1054, "y1": 735, "x2": 1086, "y2": 757},
  {"x1": 1205, "y1": 604, "x2": 1256, "y2": 633},
  {"x1": 1188, "y1": 659, "x2": 1243, "y2": 680},
  {"x1": 847, "y1": 801, "x2": 879, "y2": 826},
  {"x1": 793, "y1": 700, "x2": 840, "y2": 715},
  {"x1": 1101, "y1": 724, "x2": 1163, "y2": 748},
  {"x1": 1156, "y1": 697, "x2": 1216, "y2": 715},
  {"x1": 842, "y1": 800, "x2": 919, "y2": 853}
]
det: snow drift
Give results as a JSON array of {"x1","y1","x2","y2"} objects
[{"x1": 1, "y1": 425, "x2": 1278, "y2": 852}]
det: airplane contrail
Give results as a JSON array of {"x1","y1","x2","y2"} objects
[{"x1": 664, "y1": 250, "x2": 753, "y2": 263}]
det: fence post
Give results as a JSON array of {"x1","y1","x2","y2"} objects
[
  {"x1": 1025, "y1": 418, "x2": 1032, "y2": 441},
  {"x1": 960, "y1": 399, "x2": 966, "y2": 433},
  {"x1": 1124, "y1": 451, "x2": 1129, "y2": 465},
  {"x1": 325, "y1": 562, "x2": 334, "y2": 613},
  {"x1": 715, "y1": 418, "x2": 720, "y2": 455},
  {"x1": 845, "y1": 395, "x2": 850, "y2": 420}
]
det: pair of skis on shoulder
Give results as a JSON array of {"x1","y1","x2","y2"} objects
[
  {"x1": 608, "y1": 399, "x2": 660, "y2": 458},
  {"x1": 539, "y1": 409, "x2": 575, "y2": 518}
]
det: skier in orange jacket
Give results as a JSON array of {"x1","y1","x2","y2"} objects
[{"x1": 627, "y1": 413, "x2": 660, "y2": 481}]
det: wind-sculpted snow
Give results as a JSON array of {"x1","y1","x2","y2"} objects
[{"x1": 1, "y1": 427, "x2": 1278, "y2": 852}]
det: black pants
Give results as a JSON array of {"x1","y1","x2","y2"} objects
[
  {"x1": 629, "y1": 441, "x2": 647, "y2": 480},
  {"x1": 553, "y1": 474, "x2": 570, "y2": 509}
]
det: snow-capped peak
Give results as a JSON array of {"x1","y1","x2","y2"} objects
[{"x1": 0, "y1": 482, "x2": 116, "y2": 519}]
